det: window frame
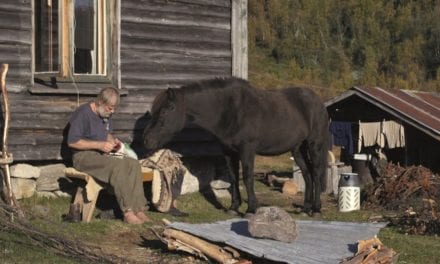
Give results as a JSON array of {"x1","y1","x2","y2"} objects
[{"x1": 32, "y1": 0, "x2": 118, "y2": 93}]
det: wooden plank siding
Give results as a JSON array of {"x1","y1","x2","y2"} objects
[
  {"x1": 0, "y1": 0, "x2": 246, "y2": 162},
  {"x1": 0, "y1": 0, "x2": 32, "y2": 92},
  {"x1": 120, "y1": 0, "x2": 232, "y2": 90}
]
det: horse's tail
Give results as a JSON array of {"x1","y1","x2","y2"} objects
[
  {"x1": 321, "y1": 122, "x2": 330, "y2": 193},
  {"x1": 311, "y1": 114, "x2": 330, "y2": 193}
]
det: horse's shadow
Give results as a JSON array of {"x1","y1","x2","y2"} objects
[{"x1": 230, "y1": 220, "x2": 252, "y2": 237}]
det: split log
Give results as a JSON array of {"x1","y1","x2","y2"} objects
[
  {"x1": 341, "y1": 236, "x2": 398, "y2": 264},
  {"x1": 161, "y1": 227, "x2": 240, "y2": 264}
]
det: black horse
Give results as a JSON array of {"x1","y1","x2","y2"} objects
[{"x1": 143, "y1": 77, "x2": 329, "y2": 216}]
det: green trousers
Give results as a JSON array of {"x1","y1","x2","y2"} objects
[{"x1": 72, "y1": 151, "x2": 147, "y2": 212}]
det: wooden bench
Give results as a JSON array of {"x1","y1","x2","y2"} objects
[{"x1": 64, "y1": 166, "x2": 157, "y2": 223}]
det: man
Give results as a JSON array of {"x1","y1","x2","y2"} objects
[{"x1": 67, "y1": 87, "x2": 149, "y2": 224}]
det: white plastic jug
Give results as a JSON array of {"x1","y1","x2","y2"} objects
[{"x1": 338, "y1": 173, "x2": 360, "y2": 212}]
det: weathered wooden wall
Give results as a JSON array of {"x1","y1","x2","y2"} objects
[
  {"x1": 1, "y1": 0, "x2": 236, "y2": 161},
  {"x1": 120, "y1": 0, "x2": 232, "y2": 90},
  {"x1": 0, "y1": 0, "x2": 32, "y2": 92}
]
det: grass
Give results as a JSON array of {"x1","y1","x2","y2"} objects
[
  {"x1": 0, "y1": 230, "x2": 77, "y2": 264},
  {"x1": 2, "y1": 156, "x2": 440, "y2": 263}
]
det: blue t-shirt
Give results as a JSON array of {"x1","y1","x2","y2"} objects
[{"x1": 67, "y1": 103, "x2": 113, "y2": 144}]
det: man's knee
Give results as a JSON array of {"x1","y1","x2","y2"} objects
[{"x1": 124, "y1": 158, "x2": 142, "y2": 171}]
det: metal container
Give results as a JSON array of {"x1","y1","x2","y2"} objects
[{"x1": 338, "y1": 172, "x2": 360, "y2": 212}]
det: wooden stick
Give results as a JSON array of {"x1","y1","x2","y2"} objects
[
  {"x1": 1, "y1": 64, "x2": 10, "y2": 157},
  {"x1": 0, "y1": 64, "x2": 19, "y2": 213},
  {"x1": 163, "y1": 228, "x2": 238, "y2": 264}
]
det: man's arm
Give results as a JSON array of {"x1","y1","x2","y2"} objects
[{"x1": 68, "y1": 139, "x2": 116, "y2": 153}]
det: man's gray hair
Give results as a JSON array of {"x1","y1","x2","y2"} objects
[{"x1": 96, "y1": 87, "x2": 120, "y2": 106}]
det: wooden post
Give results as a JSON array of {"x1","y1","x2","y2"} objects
[
  {"x1": 231, "y1": 0, "x2": 248, "y2": 80},
  {"x1": 0, "y1": 64, "x2": 20, "y2": 214}
]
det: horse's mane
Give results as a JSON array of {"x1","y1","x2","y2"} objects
[
  {"x1": 180, "y1": 77, "x2": 251, "y2": 94},
  {"x1": 151, "y1": 77, "x2": 252, "y2": 114}
]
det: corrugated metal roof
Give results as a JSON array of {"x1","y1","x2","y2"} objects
[
  {"x1": 325, "y1": 87, "x2": 440, "y2": 141},
  {"x1": 169, "y1": 218, "x2": 387, "y2": 264}
]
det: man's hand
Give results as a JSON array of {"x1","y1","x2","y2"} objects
[{"x1": 100, "y1": 141, "x2": 118, "y2": 153}]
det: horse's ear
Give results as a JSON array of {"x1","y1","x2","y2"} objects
[{"x1": 166, "y1": 88, "x2": 176, "y2": 101}]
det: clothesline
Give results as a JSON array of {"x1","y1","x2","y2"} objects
[{"x1": 329, "y1": 120, "x2": 405, "y2": 155}]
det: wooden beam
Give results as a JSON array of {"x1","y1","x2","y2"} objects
[
  {"x1": 61, "y1": 0, "x2": 70, "y2": 77},
  {"x1": 231, "y1": 0, "x2": 248, "y2": 79}
]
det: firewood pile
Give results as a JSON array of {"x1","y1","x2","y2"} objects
[
  {"x1": 363, "y1": 164, "x2": 440, "y2": 235},
  {"x1": 341, "y1": 236, "x2": 398, "y2": 264}
]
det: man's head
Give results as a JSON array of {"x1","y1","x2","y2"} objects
[{"x1": 96, "y1": 87, "x2": 120, "y2": 118}]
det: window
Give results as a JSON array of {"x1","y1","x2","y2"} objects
[{"x1": 34, "y1": 0, "x2": 114, "y2": 90}]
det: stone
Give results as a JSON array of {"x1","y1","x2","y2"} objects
[
  {"x1": 36, "y1": 163, "x2": 67, "y2": 191},
  {"x1": 210, "y1": 179, "x2": 231, "y2": 189},
  {"x1": 11, "y1": 178, "x2": 36, "y2": 199},
  {"x1": 211, "y1": 179, "x2": 231, "y2": 199},
  {"x1": 10, "y1": 163, "x2": 41, "y2": 179},
  {"x1": 180, "y1": 169, "x2": 200, "y2": 195},
  {"x1": 282, "y1": 179, "x2": 298, "y2": 197},
  {"x1": 36, "y1": 191, "x2": 57, "y2": 199},
  {"x1": 248, "y1": 206, "x2": 297, "y2": 243},
  {"x1": 54, "y1": 190, "x2": 72, "y2": 198},
  {"x1": 212, "y1": 188, "x2": 232, "y2": 199}
]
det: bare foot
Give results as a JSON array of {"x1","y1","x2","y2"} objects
[
  {"x1": 136, "y1": 211, "x2": 151, "y2": 222},
  {"x1": 124, "y1": 211, "x2": 143, "y2": 224}
]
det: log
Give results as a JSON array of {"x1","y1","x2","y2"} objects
[{"x1": 163, "y1": 228, "x2": 239, "y2": 264}]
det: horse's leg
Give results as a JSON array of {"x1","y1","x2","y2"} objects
[
  {"x1": 226, "y1": 152, "x2": 241, "y2": 213},
  {"x1": 292, "y1": 143, "x2": 313, "y2": 215},
  {"x1": 308, "y1": 140, "x2": 328, "y2": 214},
  {"x1": 239, "y1": 147, "x2": 257, "y2": 214}
]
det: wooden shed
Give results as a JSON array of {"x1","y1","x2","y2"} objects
[
  {"x1": 0, "y1": 0, "x2": 248, "y2": 162},
  {"x1": 326, "y1": 87, "x2": 440, "y2": 173}
]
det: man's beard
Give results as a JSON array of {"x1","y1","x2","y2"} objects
[{"x1": 97, "y1": 105, "x2": 112, "y2": 118}]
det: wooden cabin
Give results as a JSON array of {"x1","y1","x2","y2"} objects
[
  {"x1": 326, "y1": 87, "x2": 440, "y2": 173},
  {"x1": 0, "y1": 0, "x2": 248, "y2": 163}
]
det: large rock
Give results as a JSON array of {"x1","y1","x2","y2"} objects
[
  {"x1": 10, "y1": 163, "x2": 41, "y2": 179},
  {"x1": 248, "y1": 206, "x2": 297, "y2": 243},
  {"x1": 36, "y1": 163, "x2": 67, "y2": 191},
  {"x1": 11, "y1": 178, "x2": 36, "y2": 199}
]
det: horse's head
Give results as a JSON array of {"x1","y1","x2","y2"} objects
[{"x1": 143, "y1": 88, "x2": 186, "y2": 150}]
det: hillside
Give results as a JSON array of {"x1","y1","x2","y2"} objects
[{"x1": 248, "y1": 0, "x2": 440, "y2": 98}]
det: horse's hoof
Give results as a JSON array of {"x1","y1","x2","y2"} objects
[
  {"x1": 300, "y1": 210, "x2": 313, "y2": 217},
  {"x1": 299, "y1": 211, "x2": 310, "y2": 217},
  {"x1": 312, "y1": 212, "x2": 322, "y2": 218}
]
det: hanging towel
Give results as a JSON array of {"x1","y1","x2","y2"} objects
[
  {"x1": 329, "y1": 121, "x2": 354, "y2": 155},
  {"x1": 358, "y1": 122, "x2": 384, "y2": 152},
  {"x1": 382, "y1": 120, "x2": 405, "y2": 148}
]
